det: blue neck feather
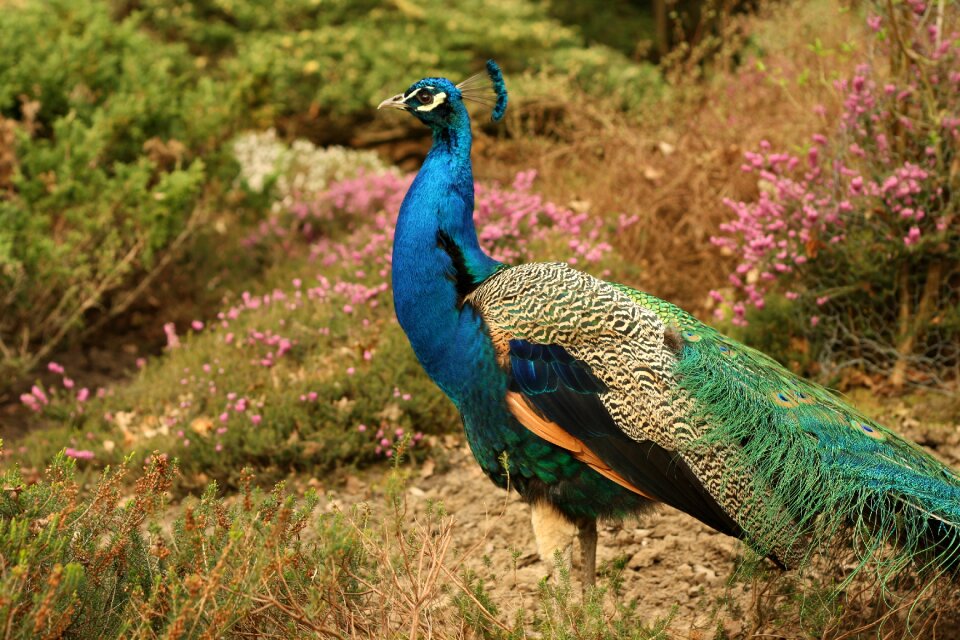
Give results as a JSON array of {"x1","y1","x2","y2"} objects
[{"x1": 391, "y1": 102, "x2": 502, "y2": 402}]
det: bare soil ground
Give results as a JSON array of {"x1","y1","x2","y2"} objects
[{"x1": 403, "y1": 443, "x2": 752, "y2": 636}]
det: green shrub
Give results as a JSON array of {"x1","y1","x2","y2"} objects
[
  {"x1": 546, "y1": 46, "x2": 664, "y2": 113},
  {"x1": 0, "y1": 0, "x2": 236, "y2": 384},
  {"x1": 129, "y1": 0, "x2": 662, "y2": 139}
]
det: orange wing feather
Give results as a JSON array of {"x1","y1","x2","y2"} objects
[{"x1": 505, "y1": 391, "x2": 659, "y2": 502}]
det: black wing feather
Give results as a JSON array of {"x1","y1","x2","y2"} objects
[{"x1": 508, "y1": 338, "x2": 748, "y2": 543}]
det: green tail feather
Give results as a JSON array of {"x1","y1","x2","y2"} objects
[{"x1": 612, "y1": 283, "x2": 960, "y2": 586}]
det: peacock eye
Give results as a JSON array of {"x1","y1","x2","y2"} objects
[{"x1": 416, "y1": 89, "x2": 433, "y2": 105}]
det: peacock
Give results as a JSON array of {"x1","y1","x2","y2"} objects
[{"x1": 378, "y1": 61, "x2": 960, "y2": 596}]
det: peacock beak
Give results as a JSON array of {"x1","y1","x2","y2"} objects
[{"x1": 377, "y1": 93, "x2": 409, "y2": 111}]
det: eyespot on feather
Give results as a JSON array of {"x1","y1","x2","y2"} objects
[
  {"x1": 681, "y1": 329, "x2": 702, "y2": 343},
  {"x1": 794, "y1": 390, "x2": 816, "y2": 404},
  {"x1": 770, "y1": 389, "x2": 799, "y2": 408},
  {"x1": 486, "y1": 59, "x2": 508, "y2": 122},
  {"x1": 717, "y1": 344, "x2": 738, "y2": 357},
  {"x1": 851, "y1": 418, "x2": 886, "y2": 440}
]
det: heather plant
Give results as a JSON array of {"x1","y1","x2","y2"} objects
[
  {"x1": 1, "y1": 439, "x2": 688, "y2": 639},
  {"x1": 712, "y1": 1, "x2": 960, "y2": 387}
]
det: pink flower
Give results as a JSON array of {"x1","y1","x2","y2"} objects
[
  {"x1": 163, "y1": 322, "x2": 180, "y2": 349},
  {"x1": 77, "y1": 388, "x2": 90, "y2": 403},
  {"x1": 31, "y1": 385, "x2": 49, "y2": 405},
  {"x1": 20, "y1": 394, "x2": 41, "y2": 412},
  {"x1": 903, "y1": 226, "x2": 921, "y2": 246},
  {"x1": 251, "y1": 414, "x2": 262, "y2": 425},
  {"x1": 810, "y1": 316, "x2": 820, "y2": 327},
  {"x1": 357, "y1": 424, "x2": 367, "y2": 432},
  {"x1": 65, "y1": 448, "x2": 95, "y2": 460},
  {"x1": 47, "y1": 362, "x2": 65, "y2": 375},
  {"x1": 191, "y1": 320, "x2": 204, "y2": 331},
  {"x1": 63, "y1": 377, "x2": 74, "y2": 389}
]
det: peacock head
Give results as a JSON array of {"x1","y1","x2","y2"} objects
[{"x1": 377, "y1": 60, "x2": 508, "y2": 130}]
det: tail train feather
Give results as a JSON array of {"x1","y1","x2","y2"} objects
[{"x1": 614, "y1": 283, "x2": 960, "y2": 588}]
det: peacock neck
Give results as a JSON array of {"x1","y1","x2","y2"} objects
[{"x1": 391, "y1": 112, "x2": 502, "y2": 402}]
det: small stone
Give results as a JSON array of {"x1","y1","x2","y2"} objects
[
  {"x1": 693, "y1": 564, "x2": 718, "y2": 583},
  {"x1": 628, "y1": 548, "x2": 661, "y2": 569}
]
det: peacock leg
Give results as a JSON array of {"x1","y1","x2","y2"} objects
[
  {"x1": 577, "y1": 518, "x2": 597, "y2": 590},
  {"x1": 530, "y1": 501, "x2": 576, "y2": 578}
]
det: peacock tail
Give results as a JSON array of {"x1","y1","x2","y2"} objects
[{"x1": 630, "y1": 285, "x2": 960, "y2": 582}]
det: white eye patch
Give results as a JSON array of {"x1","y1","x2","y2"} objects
[{"x1": 415, "y1": 91, "x2": 447, "y2": 112}]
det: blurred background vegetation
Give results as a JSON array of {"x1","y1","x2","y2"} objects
[
  {"x1": 0, "y1": 0, "x2": 670, "y2": 388},
  {"x1": 1, "y1": 0, "x2": 959, "y2": 635}
]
